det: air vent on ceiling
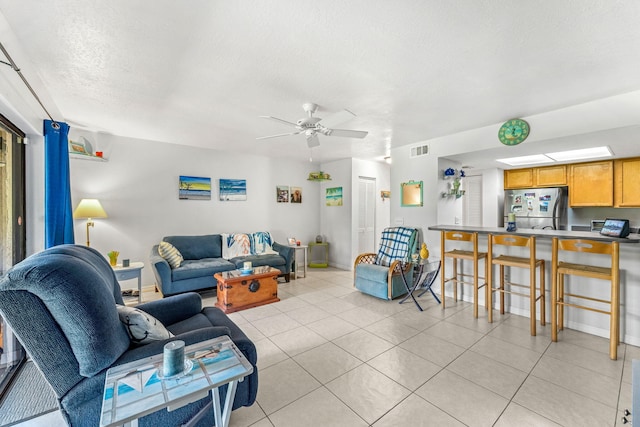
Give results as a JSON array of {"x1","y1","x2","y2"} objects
[{"x1": 410, "y1": 144, "x2": 429, "y2": 158}]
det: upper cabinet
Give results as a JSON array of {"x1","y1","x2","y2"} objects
[
  {"x1": 614, "y1": 157, "x2": 640, "y2": 207},
  {"x1": 535, "y1": 165, "x2": 567, "y2": 187},
  {"x1": 504, "y1": 165, "x2": 567, "y2": 189},
  {"x1": 504, "y1": 168, "x2": 533, "y2": 189},
  {"x1": 569, "y1": 160, "x2": 613, "y2": 207}
]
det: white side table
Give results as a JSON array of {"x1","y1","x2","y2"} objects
[
  {"x1": 289, "y1": 245, "x2": 308, "y2": 279},
  {"x1": 112, "y1": 262, "x2": 144, "y2": 303}
]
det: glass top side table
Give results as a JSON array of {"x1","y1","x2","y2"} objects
[
  {"x1": 100, "y1": 335, "x2": 253, "y2": 427},
  {"x1": 399, "y1": 259, "x2": 441, "y2": 311}
]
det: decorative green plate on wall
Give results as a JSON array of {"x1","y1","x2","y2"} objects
[{"x1": 498, "y1": 119, "x2": 530, "y2": 146}]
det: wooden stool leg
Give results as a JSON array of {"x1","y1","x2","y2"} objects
[
  {"x1": 610, "y1": 277, "x2": 619, "y2": 360},
  {"x1": 484, "y1": 258, "x2": 489, "y2": 311},
  {"x1": 488, "y1": 261, "x2": 493, "y2": 323},
  {"x1": 499, "y1": 265, "x2": 505, "y2": 315},
  {"x1": 551, "y1": 269, "x2": 558, "y2": 342},
  {"x1": 473, "y1": 258, "x2": 479, "y2": 318},
  {"x1": 453, "y1": 259, "x2": 458, "y2": 303},
  {"x1": 540, "y1": 262, "x2": 546, "y2": 326},
  {"x1": 530, "y1": 264, "x2": 536, "y2": 336},
  {"x1": 558, "y1": 274, "x2": 564, "y2": 331}
]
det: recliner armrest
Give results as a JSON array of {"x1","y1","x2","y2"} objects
[{"x1": 135, "y1": 292, "x2": 202, "y2": 326}]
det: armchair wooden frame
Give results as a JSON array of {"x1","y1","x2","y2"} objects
[
  {"x1": 487, "y1": 234, "x2": 545, "y2": 336},
  {"x1": 440, "y1": 230, "x2": 487, "y2": 317},
  {"x1": 354, "y1": 253, "x2": 412, "y2": 300},
  {"x1": 551, "y1": 238, "x2": 620, "y2": 360}
]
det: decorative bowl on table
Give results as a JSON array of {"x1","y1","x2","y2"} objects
[{"x1": 239, "y1": 268, "x2": 253, "y2": 275}]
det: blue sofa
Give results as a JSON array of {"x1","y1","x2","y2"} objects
[
  {"x1": 150, "y1": 234, "x2": 294, "y2": 297},
  {"x1": 0, "y1": 244, "x2": 258, "y2": 427}
]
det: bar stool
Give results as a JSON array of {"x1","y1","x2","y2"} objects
[
  {"x1": 487, "y1": 234, "x2": 545, "y2": 335},
  {"x1": 440, "y1": 230, "x2": 487, "y2": 317},
  {"x1": 551, "y1": 238, "x2": 620, "y2": 360}
]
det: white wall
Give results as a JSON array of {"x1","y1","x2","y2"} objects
[{"x1": 67, "y1": 130, "x2": 322, "y2": 287}]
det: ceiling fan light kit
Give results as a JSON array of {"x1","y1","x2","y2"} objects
[{"x1": 258, "y1": 103, "x2": 368, "y2": 148}]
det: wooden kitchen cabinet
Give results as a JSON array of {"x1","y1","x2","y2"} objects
[
  {"x1": 614, "y1": 157, "x2": 640, "y2": 207},
  {"x1": 569, "y1": 160, "x2": 613, "y2": 207},
  {"x1": 535, "y1": 165, "x2": 567, "y2": 187},
  {"x1": 504, "y1": 168, "x2": 533, "y2": 189}
]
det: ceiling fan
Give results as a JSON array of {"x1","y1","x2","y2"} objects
[{"x1": 257, "y1": 103, "x2": 368, "y2": 148}]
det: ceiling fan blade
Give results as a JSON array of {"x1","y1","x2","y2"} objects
[
  {"x1": 326, "y1": 129, "x2": 368, "y2": 139},
  {"x1": 306, "y1": 133, "x2": 320, "y2": 148},
  {"x1": 259, "y1": 115, "x2": 300, "y2": 128},
  {"x1": 256, "y1": 131, "x2": 302, "y2": 140},
  {"x1": 317, "y1": 109, "x2": 356, "y2": 128}
]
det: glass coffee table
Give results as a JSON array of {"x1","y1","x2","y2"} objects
[{"x1": 100, "y1": 335, "x2": 253, "y2": 427}]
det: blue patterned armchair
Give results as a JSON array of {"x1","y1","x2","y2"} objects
[
  {"x1": 0, "y1": 245, "x2": 257, "y2": 427},
  {"x1": 353, "y1": 227, "x2": 418, "y2": 300}
]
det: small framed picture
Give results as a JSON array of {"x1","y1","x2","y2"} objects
[{"x1": 287, "y1": 237, "x2": 296, "y2": 246}]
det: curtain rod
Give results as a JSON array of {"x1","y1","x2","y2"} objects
[{"x1": 0, "y1": 41, "x2": 60, "y2": 129}]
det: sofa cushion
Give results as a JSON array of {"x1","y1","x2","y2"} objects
[
  {"x1": 158, "y1": 241, "x2": 184, "y2": 268},
  {"x1": 222, "y1": 233, "x2": 252, "y2": 259},
  {"x1": 116, "y1": 305, "x2": 174, "y2": 345},
  {"x1": 164, "y1": 235, "x2": 222, "y2": 260},
  {"x1": 230, "y1": 254, "x2": 286, "y2": 269},
  {"x1": 172, "y1": 258, "x2": 235, "y2": 281},
  {"x1": 251, "y1": 231, "x2": 277, "y2": 255},
  {"x1": 356, "y1": 263, "x2": 391, "y2": 282}
]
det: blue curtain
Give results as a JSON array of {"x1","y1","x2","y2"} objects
[{"x1": 44, "y1": 120, "x2": 75, "y2": 247}]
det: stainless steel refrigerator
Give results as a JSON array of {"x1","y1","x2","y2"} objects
[{"x1": 504, "y1": 187, "x2": 568, "y2": 230}]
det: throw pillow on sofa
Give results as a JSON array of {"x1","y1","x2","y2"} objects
[
  {"x1": 158, "y1": 241, "x2": 184, "y2": 268},
  {"x1": 222, "y1": 233, "x2": 252, "y2": 259},
  {"x1": 252, "y1": 231, "x2": 277, "y2": 255},
  {"x1": 116, "y1": 305, "x2": 174, "y2": 345}
]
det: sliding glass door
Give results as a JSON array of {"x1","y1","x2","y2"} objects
[{"x1": 0, "y1": 114, "x2": 26, "y2": 395}]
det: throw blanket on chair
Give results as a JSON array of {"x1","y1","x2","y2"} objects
[{"x1": 375, "y1": 226, "x2": 416, "y2": 266}]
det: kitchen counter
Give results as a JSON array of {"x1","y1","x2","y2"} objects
[
  {"x1": 428, "y1": 224, "x2": 640, "y2": 243},
  {"x1": 427, "y1": 223, "x2": 640, "y2": 347}
]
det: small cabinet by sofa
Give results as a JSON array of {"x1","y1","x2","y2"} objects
[
  {"x1": 535, "y1": 165, "x2": 567, "y2": 187},
  {"x1": 504, "y1": 168, "x2": 533, "y2": 189},
  {"x1": 614, "y1": 157, "x2": 640, "y2": 207},
  {"x1": 569, "y1": 160, "x2": 614, "y2": 207}
]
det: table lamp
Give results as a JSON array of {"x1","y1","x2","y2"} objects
[{"x1": 73, "y1": 199, "x2": 108, "y2": 247}]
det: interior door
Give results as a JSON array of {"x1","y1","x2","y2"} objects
[
  {"x1": 462, "y1": 175, "x2": 483, "y2": 226},
  {"x1": 358, "y1": 177, "x2": 376, "y2": 254}
]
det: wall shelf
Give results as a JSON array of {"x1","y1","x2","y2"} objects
[{"x1": 70, "y1": 153, "x2": 107, "y2": 162}]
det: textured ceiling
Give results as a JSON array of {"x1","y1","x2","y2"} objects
[{"x1": 1, "y1": 0, "x2": 640, "y2": 164}]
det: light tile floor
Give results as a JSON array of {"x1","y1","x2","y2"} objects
[{"x1": 13, "y1": 268, "x2": 636, "y2": 426}]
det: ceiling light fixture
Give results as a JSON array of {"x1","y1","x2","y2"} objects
[
  {"x1": 496, "y1": 154, "x2": 554, "y2": 166},
  {"x1": 546, "y1": 146, "x2": 612, "y2": 162}
]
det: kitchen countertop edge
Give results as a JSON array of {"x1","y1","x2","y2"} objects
[{"x1": 428, "y1": 225, "x2": 640, "y2": 243}]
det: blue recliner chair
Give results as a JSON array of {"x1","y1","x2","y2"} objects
[
  {"x1": 0, "y1": 244, "x2": 257, "y2": 427},
  {"x1": 354, "y1": 227, "x2": 418, "y2": 300}
]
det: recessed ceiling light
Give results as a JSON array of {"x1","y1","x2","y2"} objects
[
  {"x1": 545, "y1": 146, "x2": 612, "y2": 162},
  {"x1": 496, "y1": 154, "x2": 554, "y2": 166}
]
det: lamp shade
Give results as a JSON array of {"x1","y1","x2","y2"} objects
[{"x1": 73, "y1": 199, "x2": 108, "y2": 219}]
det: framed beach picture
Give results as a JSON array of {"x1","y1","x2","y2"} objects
[
  {"x1": 179, "y1": 176, "x2": 211, "y2": 200},
  {"x1": 326, "y1": 187, "x2": 343, "y2": 206},
  {"x1": 219, "y1": 178, "x2": 247, "y2": 201},
  {"x1": 290, "y1": 186, "x2": 302, "y2": 203},
  {"x1": 277, "y1": 185, "x2": 289, "y2": 203}
]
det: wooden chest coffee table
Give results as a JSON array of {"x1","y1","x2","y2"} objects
[{"x1": 214, "y1": 266, "x2": 281, "y2": 313}]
